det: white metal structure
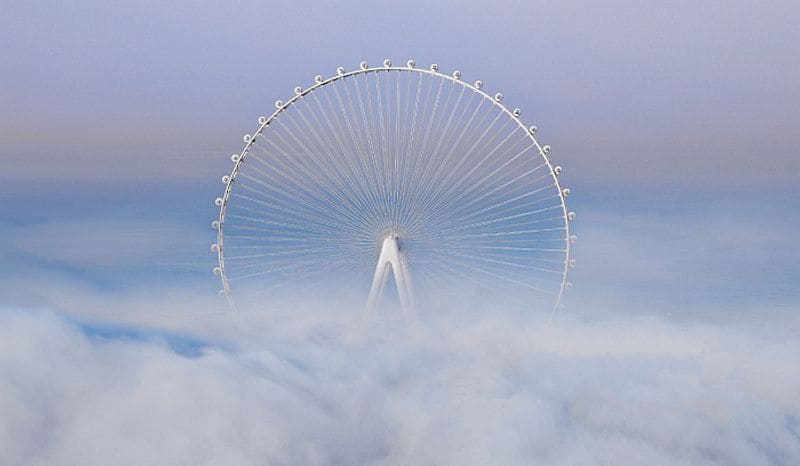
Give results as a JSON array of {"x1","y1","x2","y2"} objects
[
  {"x1": 366, "y1": 235, "x2": 414, "y2": 315},
  {"x1": 211, "y1": 58, "x2": 575, "y2": 316}
]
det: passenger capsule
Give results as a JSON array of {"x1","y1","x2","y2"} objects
[
  {"x1": 314, "y1": 75, "x2": 323, "y2": 84},
  {"x1": 513, "y1": 108, "x2": 521, "y2": 117},
  {"x1": 569, "y1": 235, "x2": 577, "y2": 244},
  {"x1": 569, "y1": 259, "x2": 576, "y2": 268},
  {"x1": 294, "y1": 86, "x2": 302, "y2": 95},
  {"x1": 383, "y1": 58, "x2": 391, "y2": 67},
  {"x1": 214, "y1": 197, "x2": 224, "y2": 206},
  {"x1": 568, "y1": 211, "x2": 576, "y2": 220},
  {"x1": 360, "y1": 61, "x2": 368, "y2": 70},
  {"x1": 528, "y1": 125, "x2": 537, "y2": 134},
  {"x1": 554, "y1": 166, "x2": 562, "y2": 175},
  {"x1": 494, "y1": 93, "x2": 503, "y2": 102},
  {"x1": 221, "y1": 175, "x2": 230, "y2": 184},
  {"x1": 218, "y1": 290, "x2": 226, "y2": 298},
  {"x1": 258, "y1": 116, "x2": 267, "y2": 125},
  {"x1": 243, "y1": 134, "x2": 251, "y2": 142},
  {"x1": 275, "y1": 100, "x2": 283, "y2": 109},
  {"x1": 336, "y1": 66, "x2": 345, "y2": 75},
  {"x1": 212, "y1": 267, "x2": 221, "y2": 276},
  {"x1": 211, "y1": 220, "x2": 220, "y2": 230},
  {"x1": 230, "y1": 154, "x2": 239, "y2": 163},
  {"x1": 474, "y1": 80, "x2": 483, "y2": 89},
  {"x1": 542, "y1": 145, "x2": 551, "y2": 155},
  {"x1": 430, "y1": 63, "x2": 439, "y2": 71},
  {"x1": 453, "y1": 70, "x2": 462, "y2": 79},
  {"x1": 406, "y1": 59, "x2": 415, "y2": 68},
  {"x1": 210, "y1": 243, "x2": 220, "y2": 252},
  {"x1": 562, "y1": 188, "x2": 571, "y2": 197}
]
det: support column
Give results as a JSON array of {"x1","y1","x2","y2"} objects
[{"x1": 365, "y1": 235, "x2": 414, "y2": 316}]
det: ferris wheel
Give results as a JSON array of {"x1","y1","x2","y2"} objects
[{"x1": 211, "y1": 59, "x2": 576, "y2": 316}]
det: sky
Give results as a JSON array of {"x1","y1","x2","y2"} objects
[{"x1": 1, "y1": 0, "x2": 799, "y2": 464}]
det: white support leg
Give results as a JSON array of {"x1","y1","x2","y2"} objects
[{"x1": 366, "y1": 235, "x2": 414, "y2": 316}]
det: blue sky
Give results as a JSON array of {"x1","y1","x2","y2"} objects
[
  {"x1": 3, "y1": 0, "x2": 798, "y2": 186},
  {"x1": 1, "y1": 1, "x2": 799, "y2": 464}
]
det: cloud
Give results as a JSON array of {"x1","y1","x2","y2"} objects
[{"x1": 1, "y1": 306, "x2": 798, "y2": 465}]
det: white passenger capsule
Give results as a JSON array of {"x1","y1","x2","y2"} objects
[
  {"x1": 258, "y1": 116, "x2": 267, "y2": 125},
  {"x1": 294, "y1": 86, "x2": 302, "y2": 95},
  {"x1": 336, "y1": 66, "x2": 345, "y2": 75},
  {"x1": 474, "y1": 80, "x2": 483, "y2": 89},
  {"x1": 218, "y1": 290, "x2": 226, "y2": 298},
  {"x1": 528, "y1": 125, "x2": 537, "y2": 135},
  {"x1": 221, "y1": 175, "x2": 230, "y2": 184},
  {"x1": 383, "y1": 58, "x2": 391, "y2": 67},
  {"x1": 210, "y1": 243, "x2": 220, "y2": 253},
  {"x1": 494, "y1": 93, "x2": 503, "y2": 102},
  {"x1": 314, "y1": 75, "x2": 323, "y2": 84},
  {"x1": 230, "y1": 154, "x2": 239, "y2": 163},
  {"x1": 513, "y1": 108, "x2": 521, "y2": 117},
  {"x1": 568, "y1": 211, "x2": 576, "y2": 220},
  {"x1": 569, "y1": 259, "x2": 576, "y2": 268},
  {"x1": 211, "y1": 220, "x2": 220, "y2": 230},
  {"x1": 360, "y1": 61, "x2": 368, "y2": 70},
  {"x1": 554, "y1": 166, "x2": 562, "y2": 175},
  {"x1": 453, "y1": 70, "x2": 461, "y2": 79},
  {"x1": 212, "y1": 267, "x2": 221, "y2": 276},
  {"x1": 542, "y1": 145, "x2": 551, "y2": 155},
  {"x1": 243, "y1": 134, "x2": 251, "y2": 142},
  {"x1": 569, "y1": 235, "x2": 577, "y2": 244},
  {"x1": 407, "y1": 59, "x2": 415, "y2": 68},
  {"x1": 562, "y1": 188, "x2": 571, "y2": 197},
  {"x1": 430, "y1": 63, "x2": 439, "y2": 71},
  {"x1": 275, "y1": 100, "x2": 283, "y2": 109},
  {"x1": 214, "y1": 198, "x2": 224, "y2": 206}
]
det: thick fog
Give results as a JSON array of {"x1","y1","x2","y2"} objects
[{"x1": 2, "y1": 305, "x2": 798, "y2": 465}]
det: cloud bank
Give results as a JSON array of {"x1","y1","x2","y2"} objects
[{"x1": 1, "y1": 306, "x2": 798, "y2": 465}]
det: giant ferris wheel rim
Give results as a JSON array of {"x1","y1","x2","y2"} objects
[{"x1": 211, "y1": 59, "x2": 574, "y2": 316}]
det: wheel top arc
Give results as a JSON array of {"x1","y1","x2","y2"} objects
[{"x1": 213, "y1": 60, "x2": 574, "y2": 314}]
